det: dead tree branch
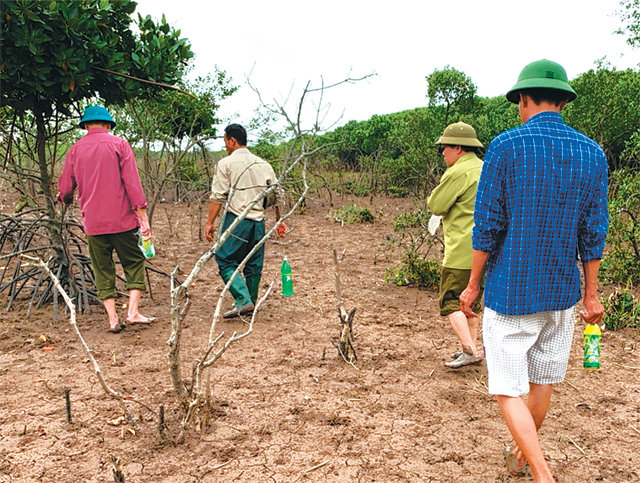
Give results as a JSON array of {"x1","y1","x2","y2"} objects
[
  {"x1": 166, "y1": 71, "x2": 370, "y2": 441},
  {"x1": 167, "y1": 147, "x2": 311, "y2": 407},
  {"x1": 175, "y1": 280, "x2": 275, "y2": 443},
  {"x1": 22, "y1": 255, "x2": 138, "y2": 428},
  {"x1": 331, "y1": 249, "x2": 358, "y2": 363},
  {"x1": 93, "y1": 66, "x2": 197, "y2": 99}
]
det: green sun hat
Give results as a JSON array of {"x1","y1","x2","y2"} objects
[
  {"x1": 506, "y1": 59, "x2": 577, "y2": 104},
  {"x1": 435, "y1": 122, "x2": 483, "y2": 148},
  {"x1": 79, "y1": 105, "x2": 116, "y2": 128}
]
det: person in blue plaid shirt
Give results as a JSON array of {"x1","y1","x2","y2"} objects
[{"x1": 460, "y1": 60, "x2": 609, "y2": 482}]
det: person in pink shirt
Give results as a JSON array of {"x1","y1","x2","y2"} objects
[{"x1": 57, "y1": 106, "x2": 155, "y2": 333}]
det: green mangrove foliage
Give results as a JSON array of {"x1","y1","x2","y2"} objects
[{"x1": 383, "y1": 210, "x2": 441, "y2": 289}]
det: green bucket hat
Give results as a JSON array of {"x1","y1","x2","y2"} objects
[
  {"x1": 79, "y1": 105, "x2": 116, "y2": 128},
  {"x1": 506, "y1": 59, "x2": 577, "y2": 104},
  {"x1": 436, "y1": 122, "x2": 483, "y2": 148}
]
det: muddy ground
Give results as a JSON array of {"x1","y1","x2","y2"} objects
[{"x1": 1, "y1": 190, "x2": 639, "y2": 482}]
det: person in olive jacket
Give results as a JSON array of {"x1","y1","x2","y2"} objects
[{"x1": 427, "y1": 122, "x2": 484, "y2": 368}]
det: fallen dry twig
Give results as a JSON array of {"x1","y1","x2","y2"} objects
[
  {"x1": 568, "y1": 437, "x2": 586, "y2": 455},
  {"x1": 304, "y1": 459, "x2": 331, "y2": 473},
  {"x1": 22, "y1": 255, "x2": 138, "y2": 428},
  {"x1": 613, "y1": 362, "x2": 640, "y2": 370}
]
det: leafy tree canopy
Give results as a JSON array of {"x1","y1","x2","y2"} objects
[
  {"x1": 564, "y1": 65, "x2": 640, "y2": 168},
  {"x1": 113, "y1": 71, "x2": 237, "y2": 147},
  {"x1": 154, "y1": 72, "x2": 237, "y2": 141},
  {"x1": 1, "y1": 0, "x2": 194, "y2": 117},
  {"x1": 426, "y1": 66, "x2": 477, "y2": 123},
  {"x1": 617, "y1": 0, "x2": 640, "y2": 47}
]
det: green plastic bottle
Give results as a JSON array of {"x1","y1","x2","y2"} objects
[
  {"x1": 137, "y1": 231, "x2": 155, "y2": 259},
  {"x1": 281, "y1": 256, "x2": 293, "y2": 297},
  {"x1": 583, "y1": 324, "x2": 601, "y2": 370}
]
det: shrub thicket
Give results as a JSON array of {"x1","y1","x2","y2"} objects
[
  {"x1": 383, "y1": 252, "x2": 440, "y2": 290},
  {"x1": 330, "y1": 204, "x2": 374, "y2": 224},
  {"x1": 602, "y1": 168, "x2": 640, "y2": 285},
  {"x1": 602, "y1": 287, "x2": 640, "y2": 330},
  {"x1": 383, "y1": 210, "x2": 441, "y2": 290}
]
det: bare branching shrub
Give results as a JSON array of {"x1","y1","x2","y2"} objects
[
  {"x1": 331, "y1": 249, "x2": 357, "y2": 364},
  {"x1": 166, "y1": 73, "x2": 371, "y2": 441}
]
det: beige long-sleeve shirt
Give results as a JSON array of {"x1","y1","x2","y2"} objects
[{"x1": 210, "y1": 148, "x2": 279, "y2": 221}]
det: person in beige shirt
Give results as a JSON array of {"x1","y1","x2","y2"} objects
[{"x1": 205, "y1": 124, "x2": 286, "y2": 318}]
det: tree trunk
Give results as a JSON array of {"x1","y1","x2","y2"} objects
[{"x1": 34, "y1": 109, "x2": 71, "y2": 288}]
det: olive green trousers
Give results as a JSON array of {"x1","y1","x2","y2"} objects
[{"x1": 87, "y1": 228, "x2": 146, "y2": 300}]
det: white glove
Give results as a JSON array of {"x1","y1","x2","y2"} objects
[{"x1": 428, "y1": 215, "x2": 442, "y2": 236}]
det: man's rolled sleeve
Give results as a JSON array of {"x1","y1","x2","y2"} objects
[
  {"x1": 118, "y1": 141, "x2": 148, "y2": 209},
  {"x1": 472, "y1": 144, "x2": 506, "y2": 254},
  {"x1": 210, "y1": 161, "x2": 230, "y2": 204},
  {"x1": 578, "y1": 165, "x2": 609, "y2": 261}
]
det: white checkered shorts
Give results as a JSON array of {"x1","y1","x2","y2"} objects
[{"x1": 483, "y1": 305, "x2": 576, "y2": 397}]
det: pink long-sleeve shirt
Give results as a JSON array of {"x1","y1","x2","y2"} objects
[{"x1": 57, "y1": 127, "x2": 148, "y2": 236}]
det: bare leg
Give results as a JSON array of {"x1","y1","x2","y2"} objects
[
  {"x1": 527, "y1": 383, "x2": 553, "y2": 430},
  {"x1": 447, "y1": 310, "x2": 482, "y2": 357},
  {"x1": 496, "y1": 384, "x2": 555, "y2": 482},
  {"x1": 468, "y1": 314, "x2": 480, "y2": 351},
  {"x1": 103, "y1": 298, "x2": 119, "y2": 329},
  {"x1": 126, "y1": 289, "x2": 154, "y2": 323},
  {"x1": 510, "y1": 383, "x2": 554, "y2": 476}
]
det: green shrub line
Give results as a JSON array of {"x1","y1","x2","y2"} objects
[{"x1": 256, "y1": 66, "x2": 640, "y2": 198}]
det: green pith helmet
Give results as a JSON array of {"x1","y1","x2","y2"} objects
[
  {"x1": 506, "y1": 59, "x2": 577, "y2": 104},
  {"x1": 79, "y1": 105, "x2": 116, "y2": 128},
  {"x1": 436, "y1": 122, "x2": 483, "y2": 148}
]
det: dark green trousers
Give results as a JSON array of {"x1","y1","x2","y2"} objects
[
  {"x1": 215, "y1": 212, "x2": 265, "y2": 306},
  {"x1": 87, "y1": 228, "x2": 146, "y2": 300}
]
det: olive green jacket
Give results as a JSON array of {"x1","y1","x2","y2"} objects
[{"x1": 427, "y1": 153, "x2": 483, "y2": 269}]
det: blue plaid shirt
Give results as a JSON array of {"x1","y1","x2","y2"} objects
[{"x1": 473, "y1": 111, "x2": 609, "y2": 315}]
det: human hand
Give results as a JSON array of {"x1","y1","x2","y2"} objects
[
  {"x1": 579, "y1": 294, "x2": 604, "y2": 325},
  {"x1": 204, "y1": 223, "x2": 215, "y2": 242},
  {"x1": 56, "y1": 191, "x2": 70, "y2": 204},
  {"x1": 138, "y1": 218, "x2": 151, "y2": 238},
  {"x1": 276, "y1": 221, "x2": 287, "y2": 238},
  {"x1": 459, "y1": 284, "x2": 480, "y2": 318}
]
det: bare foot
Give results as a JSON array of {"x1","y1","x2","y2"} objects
[
  {"x1": 505, "y1": 442, "x2": 527, "y2": 476},
  {"x1": 108, "y1": 319, "x2": 125, "y2": 333},
  {"x1": 126, "y1": 315, "x2": 156, "y2": 324}
]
